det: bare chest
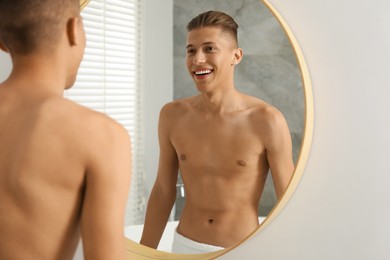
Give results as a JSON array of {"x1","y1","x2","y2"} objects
[{"x1": 171, "y1": 116, "x2": 266, "y2": 172}]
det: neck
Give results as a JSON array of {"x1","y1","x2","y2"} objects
[
  {"x1": 199, "y1": 87, "x2": 243, "y2": 114},
  {"x1": 3, "y1": 52, "x2": 69, "y2": 96}
]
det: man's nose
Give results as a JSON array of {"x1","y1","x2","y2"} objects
[{"x1": 193, "y1": 52, "x2": 206, "y2": 64}]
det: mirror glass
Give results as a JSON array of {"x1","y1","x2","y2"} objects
[
  {"x1": 126, "y1": 0, "x2": 304, "y2": 255},
  {"x1": 173, "y1": 0, "x2": 304, "y2": 219}
]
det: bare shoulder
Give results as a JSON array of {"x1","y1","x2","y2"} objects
[
  {"x1": 160, "y1": 96, "x2": 195, "y2": 114},
  {"x1": 159, "y1": 96, "x2": 197, "y2": 120},
  {"x1": 245, "y1": 95, "x2": 288, "y2": 131},
  {"x1": 41, "y1": 96, "x2": 130, "y2": 146}
]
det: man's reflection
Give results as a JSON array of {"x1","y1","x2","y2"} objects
[{"x1": 140, "y1": 10, "x2": 293, "y2": 254}]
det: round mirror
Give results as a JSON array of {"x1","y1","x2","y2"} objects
[
  {"x1": 80, "y1": 0, "x2": 90, "y2": 10},
  {"x1": 80, "y1": 0, "x2": 313, "y2": 258},
  {"x1": 126, "y1": 0, "x2": 313, "y2": 258}
]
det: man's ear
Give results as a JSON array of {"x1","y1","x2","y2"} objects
[
  {"x1": 0, "y1": 40, "x2": 10, "y2": 53},
  {"x1": 66, "y1": 16, "x2": 82, "y2": 46},
  {"x1": 232, "y1": 48, "x2": 243, "y2": 65}
]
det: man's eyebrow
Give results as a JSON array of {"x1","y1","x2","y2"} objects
[{"x1": 186, "y1": 41, "x2": 216, "y2": 49}]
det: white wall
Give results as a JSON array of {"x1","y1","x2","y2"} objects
[
  {"x1": 221, "y1": 0, "x2": 390, "y2": 259},
  {"x1": 142, "y1": 0, "x2": 174, "y2": 198}
]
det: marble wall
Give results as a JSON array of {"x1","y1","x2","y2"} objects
[{"x1": 173, "y1": 0, "x2": 304, "y2": 216}]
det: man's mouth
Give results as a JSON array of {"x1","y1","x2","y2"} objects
[{"x1": 193, "y1": 69, "x2": 213, "y2": 76}]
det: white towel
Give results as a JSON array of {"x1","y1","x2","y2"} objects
[{"x1": 171, "y1": 228, "x2": 225, "y2": 254}]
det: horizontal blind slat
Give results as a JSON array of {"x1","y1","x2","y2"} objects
[{"x1": 64, "y1": 0, "x2": 143, "y2": 226}]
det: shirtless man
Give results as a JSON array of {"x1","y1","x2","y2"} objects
[
  {"x1": 140, "y1": 11, "x2": 294, "y2": 254},
  {"x1": 0, "y1": 1, "x2": 131, "y2": 259}
]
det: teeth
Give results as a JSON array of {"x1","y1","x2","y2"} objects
[{"x1": 195, "y1": 69, "x2": 212, "y2": 75}]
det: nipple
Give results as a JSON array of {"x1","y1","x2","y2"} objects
[
  {"x1": 237, "y1": 160, "x2": 246, "y2": 166},
  {"x1": 180, "y1": 154, "x2": 187, "y2": 161}
]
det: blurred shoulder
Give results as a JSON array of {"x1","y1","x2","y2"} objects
[{"x1": 42, "y1": 96, "x2": 130, "y2": 144}]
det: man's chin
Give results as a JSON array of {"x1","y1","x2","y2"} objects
[
  {"x1": 195, "y1": 83, "x2": 213, "y2": 93},
  {"x1": 64, "y1": 82, "x2": 75, "y2": 90},
  {"x1": 64, "y1": 77, "x2": 77, "y2": 90}
]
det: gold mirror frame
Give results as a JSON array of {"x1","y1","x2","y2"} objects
[
  {"x1": 80, "y1": 0, "x2": 313, "y2": 259},
  {"x1": 80, "y1": 0, "x2": 91, "y2": 10}
]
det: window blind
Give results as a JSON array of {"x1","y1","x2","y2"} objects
[{"x1": 65, "y1": 0, "x2": 145, "y2": 226}]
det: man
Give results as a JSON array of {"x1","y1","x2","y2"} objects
[
  {"x1": 0, "y1": 1, "x2": 132, "y2": 259},
  {"x1": 140, "y1": 11, "x2": 294, "y2": 254}
]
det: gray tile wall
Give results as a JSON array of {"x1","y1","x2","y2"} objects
[{"x1": 173, "y1": 0, "x2": 304, "y2": 217}]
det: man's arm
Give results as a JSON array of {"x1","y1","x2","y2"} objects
[
  {"x1": 140, "y1": 104, "x2": 179, "y2": 249},
  {"x1": 80, "y1": 116, "x2": 132, "y2": 260},
  {"x1": 264, "y1": 107, "x2": 294, "y2": 199}
]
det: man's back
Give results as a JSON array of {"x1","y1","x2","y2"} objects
[
  {"x1": 0, "y1": 84, "x2": 131, "y2": 259},
  {"x1": 0, "y1": 0, "x2": 132, "y2": 258}
]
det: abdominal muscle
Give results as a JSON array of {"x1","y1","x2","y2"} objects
[
  {"x1": 176, "y1": 168, "x2": 266, "y2": 248},
  {"x1": 177, "y1": 204, "x2": 260, "y2": 248}
]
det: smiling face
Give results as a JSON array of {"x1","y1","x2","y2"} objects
[{"x1": 186, "y1": 26, "x2": 242, "y2": 93}]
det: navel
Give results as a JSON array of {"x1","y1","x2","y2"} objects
[
  {"x1": 208, "y1": 218, "x2": 214, "y2": 224},
  {"x1": 180, "y1": 154, "x2": 187, "y2": 161},
  {"x1": 236, "y1": 160, "x2": 246, "y2": 166}
]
